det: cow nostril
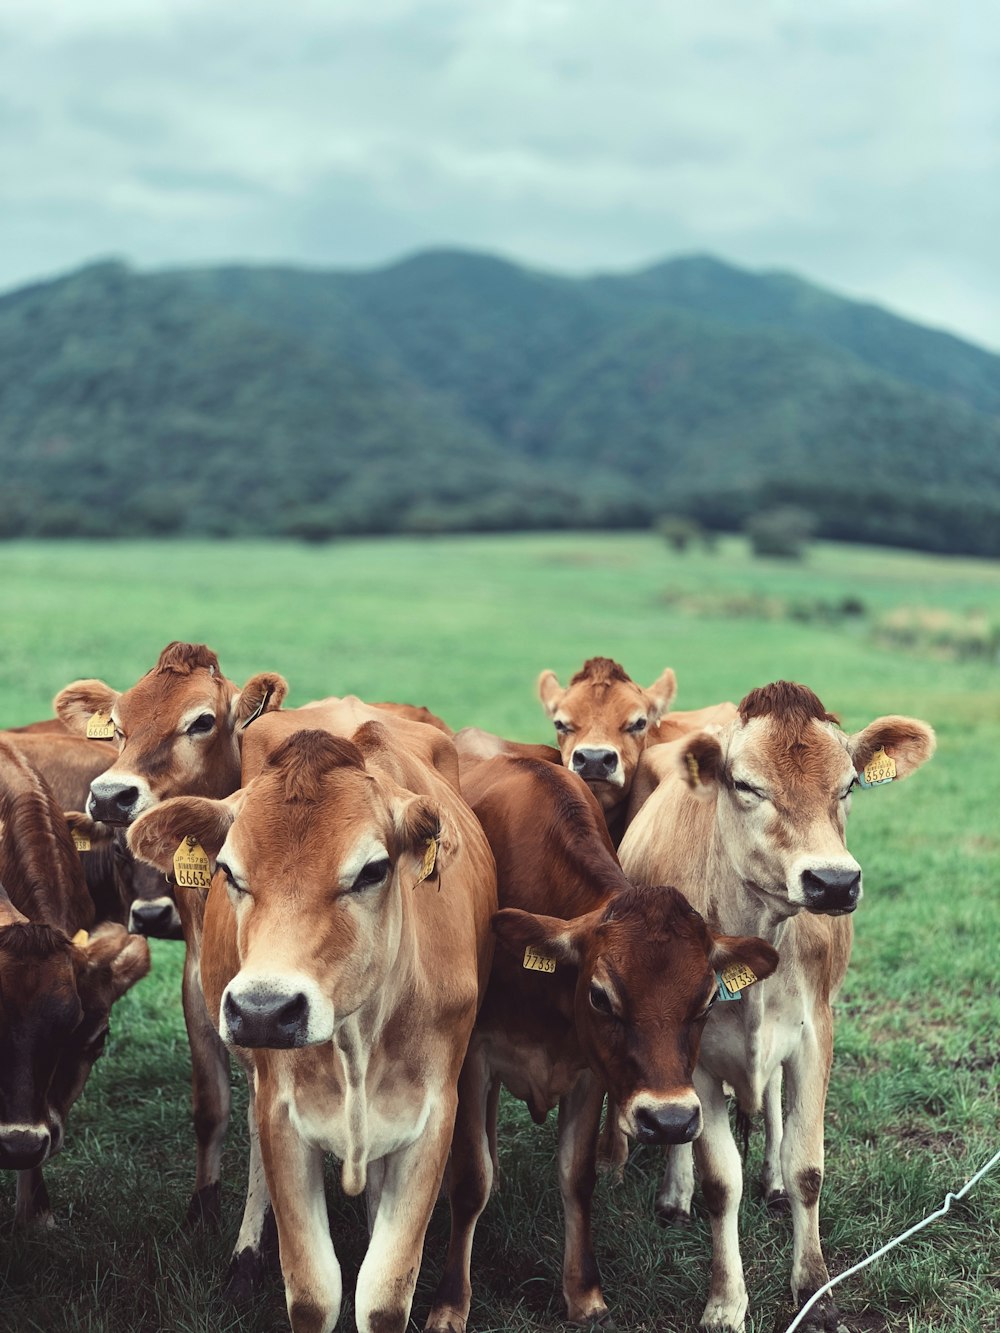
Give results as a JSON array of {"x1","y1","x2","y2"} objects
[
  {"x1": 274, "y1": 992, "x2": 308, "y2": 1033},
  {"x1": 634, "y1": 1103, "x2": 701, "y2": 1145},
  {"x1": 114, "y1": 787, "x2": 139, "y2": 813},
  {"x1": 801, "y1": 867, "x2": 862, "y2": 912}
]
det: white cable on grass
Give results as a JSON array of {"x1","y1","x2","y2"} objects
[{"x1": 783, "y1": 1146, "x2": 1000, "y2": 1333}]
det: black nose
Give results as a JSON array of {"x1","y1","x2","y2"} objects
[
  {"x1": 801, "y1": 867, "x2": 861, "y2": 914},
  {"x1": 88, "y1": 783, "x2": 139, "y2": 824},
  {"x1": 129, "y1": 900, "x2": 179, "y2": 938},
  {"x1": 634, "y1": 1104, "x2": 701, "y2": 1145},
  {"x1": 0, "y1": 1127, "x2": 51, "y2": 1169},
  {"x1": 571, "y1": 747, "x2": 619, "y2": 780},
  {"x1": 223, "y1": 989, "x2": 310, "y2": 1048}
]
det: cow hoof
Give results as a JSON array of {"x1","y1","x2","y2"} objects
[
  {"x1": 225, "y1": 1247, "x2": 269, "y2": 1305},
  {"x1": 794, "y1": 1291, "x2": 841, "y2": 1332},
  {"x1": 184, "y1": 1182, "x2": 220, "y2": 1229},
  {"x1": 423, "y1": 1308, "x2": 466, "y2": 1333},
  {"x1": 571, "y1": 1311, "x2": 615, "y2": 1330},
  {"x1": 655, "y1": 1202, "x2": 692, "y2": 1228},
  {"x1": 765, "y1": 1188, "x2": 791, "y2": 1213}
]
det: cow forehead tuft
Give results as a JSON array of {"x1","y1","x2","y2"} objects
[
  {"x1": 0, "y1": 922, "x2": 74, "y2": 962},
  {"x1": 150, "y1": 641, "x2": 222, "y2": 679},
  {"x1": 569, "y1": 657, "x2": 632, "y2": 688},
  {"x1": 738, "y1": 681, "x2": 839, "y2": 729},
  {"x1": 265, "y1": 730, "x2": 366, "y2": 802},
  {"x1": 599, "y1": 884, "x2": 707, "y2": 943}
]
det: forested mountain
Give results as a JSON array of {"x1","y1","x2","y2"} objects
[{"x1": 1, "y1": 250, "x2": 998, "y2": 553}]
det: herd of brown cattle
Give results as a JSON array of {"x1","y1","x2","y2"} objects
[{"x1": 0, "y1": 643, "x2": 936, "y2": 1333}]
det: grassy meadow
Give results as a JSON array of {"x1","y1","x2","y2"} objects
[{"x1": 0, "y1": 532, "x2": 998, "y2": 1333}]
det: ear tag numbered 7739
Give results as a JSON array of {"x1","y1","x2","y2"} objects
[
  {"x1": 523, "y1": 945, "x2": 557, "y2": 974},
  {"x1": 715, "y1": 961, "x2": 759, "y2": 1002},
  {"x1": 173, "y1": 836, "x2": 212, "y2": 891},
  {"x1": 86, "y1": 712, "x2": 116, "y2": 740},
  {"x1": 858, "y1": 746, "x2": 896, "y2": 788}
]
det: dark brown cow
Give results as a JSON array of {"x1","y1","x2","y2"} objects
[
  {"x1": 618, "y1": 682, "x2": 935, "y2": 1331},
  {"x1": 0, "y1": 738, "x2": 150, "y2": 1224},
  {"x1": 425, "y1": 756, "x2": 777, "y2": 1332},
  {"x1": 537, "y1": 656, "x2": 736, "y2": 844},
  {"x1": 130, "y1": 724, "x2": 497, "y2": 1333}
]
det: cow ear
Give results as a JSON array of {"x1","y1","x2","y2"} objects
[
  {"x1": 848, "y1": 716, "x2": 936, "y2": 781},
  {"x1": 537, "y1": 670, "x2": 564, "y2": 717},
  {"x1": 645, "y1": 666, "x2": 678, "y2": 721},
  {"x1": 393, "y1": 794, "x2": 453, "y2": 889},
  {"x1": 676, "y1": 730, "x2": 725, "y2": 794},
  {"x1": 65, "y1": 811, "x2": 116, "y2": 848},
  {"x1": 492, "y1": 907, "x2": 594, "y2": 968},
  {"x1": 128, "y1": 795, "x2": 238, "y2": 873},
  {"x1": 53, "y1": 680, "x2": 119, "y2": 736},
  {"x1": 710, "y1": 931, "x2": 780, "y2": 985},
  {"x1": 76, "y1": 923, "x2": 152, "y2": 1001},
  {"x1": 232, "y1": 672, "x2": 288, "y2": 731}
]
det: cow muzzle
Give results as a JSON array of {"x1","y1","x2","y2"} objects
[
  {"x1": 620, "y1": 1095, "x2": 702, "y2": 1145},
  {"x1": 0, "y1": 1124, "x2": 52, "y2": 1169},
  {"x1": 221, "y1": 975, "x2": 334, "y2": 1048},
  {"x1": 800, "y1": 866, "x2": 862, "y2": 915},
  {"x1": 570, "y1": 746, "x2": 624, "y2": 786},
  {"x1": 128, "y1": 896, "x2": 183, "y2": 940},
  {"x1": 88, "y1": 776, "x2": 145, "y2": 825}
]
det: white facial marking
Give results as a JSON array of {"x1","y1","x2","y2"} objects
[
  {"x1": 220, "y1": 971, "x2": 335, "y2": 1047},
  {"x1": 178, "y1": 703, "x2": 217, "y2": 733},
  {"x1": 339, "y1": 838, "x2": 389, "y2": 891},
  {"x1": 88, "y1": 772, "x2": 156, "y2": 819}
]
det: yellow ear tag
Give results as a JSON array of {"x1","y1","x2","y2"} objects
[
  {"x1": 86, "y1": 712, "x2": 116, "y2": 740},
  {"x1": 71, "y1": 929, "x2": 90, "y2": 949},
  {"x1": 720, "y1": 962, "x2": 758, "y2": 993},
  {"x1": 860, "y1": 747, "x2": 896, "y2": 788},
  {"x1": 523, "y1": 945, "x2": 557, "y2": 974},
  {"x1": 72, "y1": 830, "x2": 92, "y2": 853},
  {"x1": 173, "y1": 836, "x2": 212, "y2": 890},
  {"x1": 686, "y1": 752, "x2": 701, "y2": 787},
  {"x1": 414, "y1": 836, "x2": 439, "y2": 887}
]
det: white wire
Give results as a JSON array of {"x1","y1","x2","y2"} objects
[{"x1": 783, "y1": 1146, "x2": 1000, "y2": 1333}]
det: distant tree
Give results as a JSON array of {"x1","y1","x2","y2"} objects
[
  {"x1": 745, "y1": 505, "x2": 817, "y2": 559},
  {"x1": 657, "y1": 514, "x2": 702, "y2": 553}
]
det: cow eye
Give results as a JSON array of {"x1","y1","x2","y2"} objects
[
  {"x1": 839, "y1": 780, "x2": 857, "y2": 800},
  {"x1": 733, "y1": 779, "x2": 763, "y2": 799},
  {"x1": 588, "y1": 983, "x2": 615, "y2": 1017},
  {"x1": 554, "y1": 720, "x2": 574, "y2": 736},
  {"x1": 625, "y1": 717, "x2": 647, "y2": 734},
  {"x1": 187, "y1": 713, "x2": 216, "y2": 736},
  {"x1": 350, "y1": 857, "x2": 391, "y2": 892}
]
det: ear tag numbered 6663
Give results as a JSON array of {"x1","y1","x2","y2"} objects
[{"x1": 173, "y1": 836, "x2": 212, "y2": 890}]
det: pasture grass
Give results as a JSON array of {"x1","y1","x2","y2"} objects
[{"x1": 0, "y1": 532, "x2": 997, "y2": 1333}]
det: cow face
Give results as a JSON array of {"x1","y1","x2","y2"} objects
[
  {"x1": 65, "y1": 812, "x2": 183, "y2": 940},
  {"x1": 128, "y1": 729, "x2": 444, "y2": 1050},
  {"x1": 494, "y1": 885, "x2": 777, "y2": 1144},
  {"x1": 676, "y1": 682, "x2": 936, "y2": 918},
  {"x1": 538, "y1": 658, "x2": 677, "y2": 813},
  {"x1": 54, "y1": 642, "x2": 286, "y2": 826},
  {"x1": 0, "y1": 917, "x2": 150, "y2": 1169}
]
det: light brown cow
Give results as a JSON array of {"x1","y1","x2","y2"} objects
[
  {"x1": 426, "y1": 755, "x2": 777, "y2": 1332},
  {"x1": 537, "y1": 657, "x2": 735, "y2": 844},
  {"x1": 617, "y1": 682, "x2": 935, "y2": 1332},
  {"x1": 452, "y1": 726, "x2": 562, "y2": 768},
  {"x1": 0, "y1": 738, "x2": 150, "y2": 1224},
  {"x1": 130, "y1": 725, "x2": 497, "y2": 1333}
]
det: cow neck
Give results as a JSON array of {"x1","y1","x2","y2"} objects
[{"x1": 703, "y1": 828, "x2": 795, "y2": 949}]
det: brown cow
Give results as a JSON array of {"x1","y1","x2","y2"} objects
[
  {"x1": 425, "y1": 756, "x2": 778, "y2": 1332},
  {"x1": 130, "y1": 725, "x2": 497, "y2": 1333},
  {"x1": 617, "y1": 682, "x2": 935, "y2": 1332},
  {"x1": 537, "y1": 657, "x2": 735, "y2": 844},
  {"x1": 452, "y1": 726, "x2": 561, "y2": 768},
  {"x1": 0, "y1": 738, "x2": 150, "y2": 1224}
]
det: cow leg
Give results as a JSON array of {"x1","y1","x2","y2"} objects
[
  {"x1": 226, "y1": 1072, "x2": 278, "y2": 1302},
  {"x1": 596, "y1": 1094, "x2": 628, "y2": 1179},
  {"x1": 783, "y1": 1013, "x2": 838, "y2": 1330},
  {"x1": 357, "y1": 1091, "x2": 458, "y2": 1333},
  {"x1": 15, "y1": 1167, "x2": 52, "y2": 1228},
  {"x1": 425, "y1": 1053, "x2": 493, "y2": 1333},
  {"x1": 693, "y1": 1072, "x2": 748, "y2": 1333},
  {"x1": 258, "y1": 1105, "x2": 342, "y2": 1333},
  {"x1": 761, "y1": 1069, "x2": 788, "y2": 1211},
  {"x1": 655, "y1": 1143, "x2": 695, "y2": 1226},
  {"x1": 558, "y1": 1069, "x2": 609, "y2": 1326},
  {"x1": 485, "y1": 1077, "x2": 501, "y2": 1191},
  {"x1": 182, "y1": 944, "x2": 230, "y2": 1227}
]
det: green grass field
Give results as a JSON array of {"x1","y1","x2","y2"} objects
[{"x1": 0, "y1": 533, "x2": 998, "y2": 1333}]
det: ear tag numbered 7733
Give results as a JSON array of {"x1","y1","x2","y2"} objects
[
  {"x1": 858, "y1": 746, "x2": 896, "y2": 788},
  {"x1": 86, "y1": 712, "x2": 115, "y2": 740},
  {"x1": 715, "y1": 962, "x2": 759, "y2": 1002},
  {"x1": 173, "y1": 836, "x2": 212, "y2": 891},
  {"x1": 523, "y1": 945, "x2": 557, "y2": 974}
]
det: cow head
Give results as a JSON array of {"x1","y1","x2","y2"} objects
[
  {"x1": 65, "y1": 812, "x2": 183, "y2": 940},
  {"x1": 54, "y1": 642, "x2": 287, "y2": 825},
  {"x1": 128, "y1": 727, "x2": 448, "y2": 1049},
  {"x1": 675, "y1": 681, "x2": 936, "y2": 918},
  {"x1": 494, "y1": 885, "x2": 777, "y2": 1144},
  {"x1": 0, "y1": 900, "x2": 150, "y2": 1170},
  {"x1": 537, "y1": 658, "x2": 677, "y2": 813}
]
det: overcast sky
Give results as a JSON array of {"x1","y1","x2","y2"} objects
[{"x1": 2, "y1": 0, "x2": 997, "y2": 350}]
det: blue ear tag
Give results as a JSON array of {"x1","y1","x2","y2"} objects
[{"x1": 715, "y1": 972, "x2": 743, "y2": 1002}]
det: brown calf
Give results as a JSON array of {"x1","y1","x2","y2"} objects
[
  {"x1": 537, "y1": 656, "x2": 735, "y2": 844},
  {"x1": 0, "y1": 739, "x2": 150, "y2": 1225},
  {"x1": 618, "y1": 682, "x2": 935, "y2": 1332},
  {"x1": 130, "y1": 725, "x2": 497, "y2": 1333},
  {"x1": 425, "y1": 756, "x2": 777, "y2": 1332}
]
